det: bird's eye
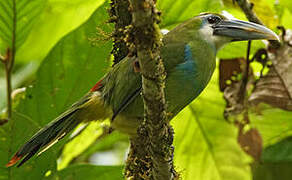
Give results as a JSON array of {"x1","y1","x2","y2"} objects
[{"x1": 207, "y1": 16, "x2": 221, "y2": 24}]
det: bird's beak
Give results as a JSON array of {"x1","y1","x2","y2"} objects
[{"x1": 213, "y1": 19, "x2": 279, "y2": 41}]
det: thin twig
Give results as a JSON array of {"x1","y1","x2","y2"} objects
[
  {"x1": 235, "y1": 0, "x2": 280, "y2": 48},
  {"x1": 238, "y1": 40, "x2": 252, "y2": 104},
  {"x1": 5, "y1": 61, "x2": 12, "y2": 119},
  {"x1": 3, "y1": 0, "x2": 17, "y2": 120},
  {"x1": 235, "y1": 0, "x2": 262, "y2": 24}
]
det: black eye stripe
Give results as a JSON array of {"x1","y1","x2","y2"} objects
[{"x1": 207, "y1": 16, "x2": 221, "y2": 24}]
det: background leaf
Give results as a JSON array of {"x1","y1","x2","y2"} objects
[
  {"x1": 1, "y1": 0, "x2": 292, "y2": 179},
  {"x1": 58, "y1": 122, "x2": 105, "y2": 169},
  {"x1": 0, "y1": 3, "x2": 112, "y2": 179},
  {"x1": 252, "y1": 137, "x2": 292, "y2": 180},
  {"x1": 46, "y1": 164, "x2": 124, "y2": 180},
  {"x1": 15, "y1": 0, "x2": 106, "y2": 63},
  {"x1": 0, "y1": 0, "x2": 45, "y2": 53},
  {"x1": 0, "y1": 0, "x2": 106, "y2": 110},
  {"x1": 250, "y1": 105, "x2": 292, "y2": 147},
  {"x1": 157, "y1": 0, "x2": 223, "y2": 28},
  {"x1": 172, "y1": 69, "x2": 252, "y2": 180}
]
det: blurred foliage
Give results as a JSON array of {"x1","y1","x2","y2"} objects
[
  {"x1": 45, "y1": 164, "x2": 124, "y2": 180},
  {"x1": 1, "y1": 0, "x2": 292, "y2": 180},
  {"x1": 15, "y1": 0, "x2": 106, "y2": 63},
  {"x1": 0, "y1": 0, "x2": 45, "y2": 53},
  {"x1": 157, "y1": 0, "x2": 223, "y2": 28},
  {"x1": 0, "y1": 2, "x2": 114, "y2": 179},
  {"x1": 252, "y1": 137, "x2": 292, "y2": 180},
  {"x1": 58, "y1": 122, "x2": 105, "y2": 170},
  {"x1": 0, "y1": 0, "x2": 106, "y2": 109},
  {"x1": 250, "y1": 105, "x2": 292, "y2": 147},
  {"x1": 172, "y1": 69, "x2": 252, "y2": 180}
]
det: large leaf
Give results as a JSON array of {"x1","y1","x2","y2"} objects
[
  {"x1": 217, "y1": 40, "x2": 265, "y2": 59},
  {"x1": 280, "y1": 0, "x2": 292, "y2": 14},
  {"x1": 59, "y1": 128, "x2": 129, "y2": 168},
  {"x1": 249, "y1": 105, "x2": 292, "y2": 147},
  {"x1": 280, "y1": 8, "x2": 292, "y2": 29},
  {"x1": 0, "y1": 0, "x2": 45, "y2": 53},
  {"x1": 157, "y1": 0, "x2": 223, "y2": 28},
  {"x1": 0, "y1": 62, "x2": 39, "y2": 110},
  {"x1": 15, "y1": 0, "x2": 106, "y2": 62},
  {"x1": 0, "y1": 3, "x2": 112, "y2": 179},
  {"x1": 46, "y1": 164, "x2": 124, "y2": 180},
  {"x1": 58, "y1": 122, "x2": 104, "y2": 169},
  {"x1": 250, "y1": 0, "x2": 279, "y2": 29},
  {"x1": 261, "y1": 136, "x2": 292, "y2": 162},
  {"x1": 252, "y1": 162, "x2": 292, "y2": 180},
  {"x1": 222, "y1": 0, "x2": 279, "y2": 29},
  {"x1": 252, "y1": 137, "x2": 292, "y2": 180},
  {"x1": 0, "y1": 0, "x2": 106, "y2": 110},
  {"x1": 172, "y1": 69, "x2": 252, "y2": 180}
]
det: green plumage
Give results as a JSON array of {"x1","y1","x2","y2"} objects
[{"x1": 7, "y1": 13, "x2": 278, "y2": 167}]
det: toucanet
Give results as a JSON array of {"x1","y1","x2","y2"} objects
[{"x1": 6, "y1": 13, "x2": 278, "y2": 167}]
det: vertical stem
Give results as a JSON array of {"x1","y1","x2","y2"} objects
[
  {"x1": 6, "y1": 0, "x2": 17, "y2": 120},
  {"x1": 125, "y1": 0, "x2": 176, "y2": 179},
  {"x1": 239, "y1": 40, "x2": 251, "y2": 104},
  {"x1": 5, "y1": 62, "x2": 12, "y2": 119},
  {"x1": 1, "y1": 0, "x2": 16, "y2": 121}
]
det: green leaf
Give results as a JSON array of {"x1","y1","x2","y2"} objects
[
  {"x1": 280, "y1": 0, "x2": 292, "y2": 14},
  {"x1": 46, "y1": 164, "x2": 124, "y2": 180},
  {"x1": 280, "y1": 8, "x2": 292, "y2": 29},
  {"x1": 62, "y1": 130, "x2": 128, "y2": 166},
  {"x1": 58, "y1": 121, "x2": 105, "y2": 169},
  {"x1": 0, "y1": 62, "x2": 39, "y2": 110},
  {"x1": 261, "y1": 137, "x2": 292, "y2": 162},
  {"x1": 250, "y1": 0, "x2": 279, "y2": 29},
  {"x1": 0, "y1": 0, "x2": 106, "y2": 111},
  {"x1": 252, "y1": 162, "x2": 292, "y2": 180},
  {"x1": 252, "y1": 137, "x2": 292, "y2": 180},
  {"x1": 157, "y1": 0, "x2": 223, "y2": 28},
  {"x1": 249, "y1": 105, "x2": 292, "y2": 147},
  {"x1": 0, "y1": 0, "x2": 45, "y2": 53},
  {"x1": 172, "y1": 68, "x2": 252, "y2": 180},
  {"x1": 15, "y1": 0, "x2": 106, "y2": 62},
  {"x1": 223, "y1": 0, "x2": 279, "y2": 29},
  {"x1": 218, "y1": 40, "x2": 265, "y2": 59},
  {"x1": 0, "y1": 3, "x2": 112, "y2": 179}
]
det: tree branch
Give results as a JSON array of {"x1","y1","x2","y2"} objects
[
  {"x1": 124, "y1": 0, "x2": 176, "y2": 179},
  {"x1": 109, "y1": 0, "x2": 132, "y2": 65},
  {"x1": 234, "y1": 0, "x2": 262, "y2": 24},
  {"x1": 235, "y1": 0, "x2": 280, "y2": 48}
]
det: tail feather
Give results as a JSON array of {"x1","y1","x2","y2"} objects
[
  {"x1": 6, "y1": 108, "x2": 79, "y2": 167},
  {"x1": 17, "y1": 144, "x2": 41, "y2": 167}
]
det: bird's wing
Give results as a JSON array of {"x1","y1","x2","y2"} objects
[
  {"x1": 101, "y1": 56, "x2": 143, "y2": 120},
  {"x1": 102, "y1": 34, "x2": 187, "y2": 120},
  {"x1": 111, "y1": 86, "x2": 142, "y2": 120}
]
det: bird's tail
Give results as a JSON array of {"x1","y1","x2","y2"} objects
[
  {"x1": 6, "y1": 107, "x2": 80, "y2": 167},
  {"x1": 6, "y1": 91, "x2": 107, "y2": 167}
]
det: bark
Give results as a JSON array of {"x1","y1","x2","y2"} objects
[
  {"x1": 109, "y1": 0, "x2": 132, "y2": 65},
  {"x1": 124, "y1": 0, "x2": 177, "y2": 179}
]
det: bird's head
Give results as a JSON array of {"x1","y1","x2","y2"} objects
[{"x1": 196, "y1": 13, "x2": 279, "y2": 50}]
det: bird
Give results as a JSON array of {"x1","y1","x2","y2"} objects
[{"x1": 6, "y1": 13, "x2": 278, "y2": 167}]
